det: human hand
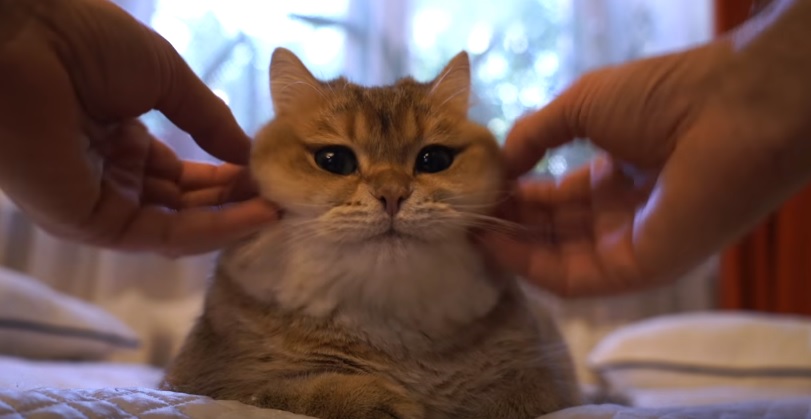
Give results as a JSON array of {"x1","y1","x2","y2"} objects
[
  {"x1": 481, "y1": 36, "x2": 811, "y2": 297},
  {"x1": 0, "y1": 0, "x2": 277, "y2": 256}
]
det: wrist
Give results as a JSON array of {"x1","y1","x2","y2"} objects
[{"x1": 717, "y1": 0, "x2": 811, "y2": 154}]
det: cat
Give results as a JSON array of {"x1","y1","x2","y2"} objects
[{"x1": 161, "y1": 47, "x2": 581, "y2": 419}]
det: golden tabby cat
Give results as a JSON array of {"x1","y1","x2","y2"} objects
[{"x1": 162, "y1": 48, "x2": 581, "y2": 419}]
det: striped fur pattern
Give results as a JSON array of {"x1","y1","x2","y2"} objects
[{"x1": 162, "y1": 48, "x2": 581, "y2": 419}]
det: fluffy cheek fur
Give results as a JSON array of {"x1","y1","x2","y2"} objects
[
  {"x1": 422, "y1": 122, "x2": 505, "y2": 213},
  {"x1": 251, "y1": 120, "x2": 360, "y2": 219}
]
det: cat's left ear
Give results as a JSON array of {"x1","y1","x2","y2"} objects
[{"x1": 429, "y1": 51, "x2": 471, "y2": 117}]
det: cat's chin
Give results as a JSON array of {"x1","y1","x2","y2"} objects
[
  {"x1": 356, "y1": 228, "x2": 462, "y2": 248},
  {"x1": 221, "y1": 216, "x2": 501, "y2": 336}
]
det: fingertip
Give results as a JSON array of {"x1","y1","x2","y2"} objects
[
  {"x1": 502, "y1": 116, "x2": 543, "y2": 179},
  {"x1": 502, "y1": 96, "x2": 577, "y2": 179},
  {"x1": 231, "y1": 198, "x2": 280, "y2": 226},
  {"x1": 167, "y1": 199, "x2": 279, "y2": 256}
]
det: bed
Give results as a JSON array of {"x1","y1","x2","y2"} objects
[
  {"x1": 2, "y1": 385, "x2": 811, "y2": 419},
  {"x1": 2, "y1": 265, "x2": 811, "y2": 418}
]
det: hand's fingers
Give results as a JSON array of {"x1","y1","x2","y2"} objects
[
  {"x1": 143, "y1": 148, "x2": 260, "y2": 208},
  {"x1": 142, "y1": 169, "x2": 259, "y2": 209},
  {"x1": 144, "y1": 138, "x2": 183, "y2": 180},
  {"x1": 557, "y1": 238, "x2": 604, "y2": 295},
  {"x1": 475, "y1": 233, "x2": 527, "y2": 274},
  {"x1": 589, "y1": 158, "x2": 642, "y2": 238},
  {"x1": 515, "y1": 155, "x2": 608, "y2": 205},
  {"x1": 90, "y1": 192, "x2": 276, "y2": 255},
  {"x1": 178, "y1": 186, "x2": 252, "y2": 208},
  {"x1": 481, "y1": 232, "x2": 583, "y2": 297},
  {"x1": 175, "y1": 163, "x2": 256, "y2": 196},
  {"x1": 174, "y1": 162, "x2": 259, "y2": 203},
  {"x1": 141, "y1": 177, "x2": 182, "y2": 208},
  {"x1": 70, "y1": 178, "x2": 276, "y2": 254},
  {"x1": 503, "y1": 77, "x2": 593, "y2": 179},
  {"x1": 142, "y1": 176, "x2": 244, "y2": 209},
  {"x1": 151, "y1": 35, "x2": 252, "y2": 165},
  {"x1": 121, "y1": 131, "x2": 250, "y2": 209},
  {"x1": 146, "y1": 140, "x2": 256, "y2": 194},
  {"x1": 490, "y1": 166, "x2": 593, "y2": 235},
  {"x1": 118, "y1": 198, "x2": 279, "y2": 256},
  {"x1": 547, "y1": 158, "x2": 646, "y2": 295}
]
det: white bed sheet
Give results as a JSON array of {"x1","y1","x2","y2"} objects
[{"x1": 0, "y1": 355, "x2": 162, "y2": 391}]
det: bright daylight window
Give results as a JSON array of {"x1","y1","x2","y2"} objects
[{"x1": 114, "y1": 0, "x2": 712, "y2": 175}]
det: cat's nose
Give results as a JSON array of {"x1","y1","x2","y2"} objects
[{"x1": 376, "y1": 185, "x2": 411, "y2": 217}]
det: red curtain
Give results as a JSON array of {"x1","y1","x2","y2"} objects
[
  {"x1": 716, "y1": 0, "x2": 811, "y2": 315},
  {"x1": 714, "y1": 0, "x2": 752, "y2": 33}
]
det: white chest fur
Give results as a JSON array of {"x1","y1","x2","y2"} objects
[{"x1": 220, "y1": 222, "x2": 501, "y2": 337}]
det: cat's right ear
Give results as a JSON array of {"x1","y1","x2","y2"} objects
[
  {"x1": 429, "y1": 51, "x2": 471, "y2": 118},
  {"x1": 269, "y1": 47, "x2": 323, "y2": 115}
]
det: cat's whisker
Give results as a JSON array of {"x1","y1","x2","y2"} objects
[
  {"x1": 462, "y1": 215, "x2": 545, "y2": 235},
  {"x1": 431, "y1": 190, "x2": 518, "y2": 207},
  {"x1": 437, "y1": 212, "x2": 593, "y2": 243},
  {"x1": 234, "y1": 222, "x2": 324, "y2": 264},
  {"x1": 420, "y1": 213, "x2": 521, "y2": 235},
  {"x1": 274, "y1": 202, "x2": 334, "y2": 210},
  {"x1": 438, "y1": 201, "x2": 503, "y2": 210}
]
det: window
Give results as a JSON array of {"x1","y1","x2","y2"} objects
[{"x1": 115, "y1": 0, "x2": 712, "y2": 174}]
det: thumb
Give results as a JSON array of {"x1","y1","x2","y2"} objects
[{"x1": 152, "y1": 34, "x2": 252, "y2": 165}]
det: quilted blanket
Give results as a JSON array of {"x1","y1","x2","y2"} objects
[
  {"x1": 1, "y1": 387, "x2": 811, "y2": 419},
  {"x1": 0, "y1": 388, "x2": 307, "y2": 419}
]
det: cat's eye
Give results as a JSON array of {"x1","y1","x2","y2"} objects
[
  {"x1": 415, "y1": 146, "x2": 455, "y2": 174},
  {"x1": 314, "y1": 146, "x2": 358, "y2": 175}
]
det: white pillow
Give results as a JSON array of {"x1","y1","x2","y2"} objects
[
  {"x1": 0, "y1": 266, "x2": 139, "y2": 360},
  {"x1": 588, "y1": 311, "x2": 811, "y2": 393}
]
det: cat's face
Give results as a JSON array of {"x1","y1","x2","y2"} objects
[{"x1": 251, "y1": 48, "x2": 503, "y2": 245}]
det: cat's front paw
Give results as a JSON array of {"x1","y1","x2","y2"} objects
[
  {"x1": 329, "y1": 376, "x2": 424, "y2": 419},
  {"x1": 253, "y1": 392, "x2": 422, "y2": 419},
  {"x1": 252, "y1": 374, "x2": 423, "y2": 419},
  {"x1": 345, "y1": 398, "x2": 424, "y2": 419}
]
